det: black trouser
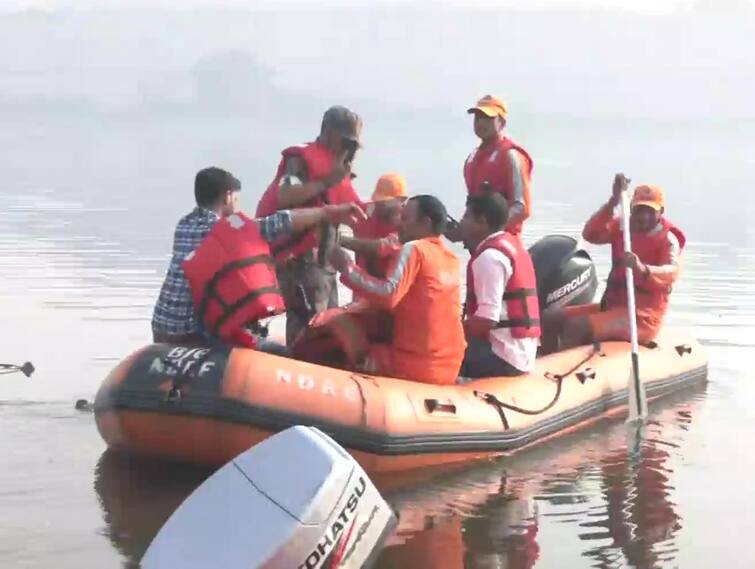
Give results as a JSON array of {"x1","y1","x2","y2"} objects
[
  {"x1": 459, "y1": 337, "x2": 525, "y2": 379},
  {"x1": 276, "y1": 256, "x2": 339, "y2": 346}
]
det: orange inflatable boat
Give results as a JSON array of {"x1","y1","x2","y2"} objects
[
  {"x1": 94, "y1": 327, "x2": 706, "y2": 474},
  {"x1": 93, "y1": 236, "x2": 708, "y2": 474}
]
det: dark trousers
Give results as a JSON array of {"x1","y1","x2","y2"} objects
[
  {"x1": 277, "y1": 257, "x2": 339, "y2": 346},
  {"x1": 460, "y1": 337, "x2": 525, "y2": 379}
]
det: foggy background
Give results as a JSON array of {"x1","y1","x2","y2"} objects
[{"x1": 0, "y1": 0, "x2": 752, "y2": 121}]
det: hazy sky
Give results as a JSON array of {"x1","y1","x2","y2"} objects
[
  {"x1": 0, "y1": 0, "x2": 753, "y2": 120},
  {"x1": 3, "y1": 0, "x2": 751, "y2": 13}
]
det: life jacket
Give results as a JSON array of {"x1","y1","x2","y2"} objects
[
  {"x1": 604, "y1": 217, "x2": 686, "y2": 313},
  {"x1": 256, "y1": 141, "x2": 360, "y2": 262},
  {"x1": 353, "y1": 207, "x2": 399, "y2": 277},
  {"x1": 464, "y1": 136, "x2": 533, "y2": 235},
  {"x1": 465, "y1": 232, "x2": 541, "y2": 339},
  {"x1": 182, "y1": 212, "x2": 285, "y2": 348}
]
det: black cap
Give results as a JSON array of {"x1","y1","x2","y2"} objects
[{"x1": 322, "y1": 105, "x2": 362, "y2": 144}]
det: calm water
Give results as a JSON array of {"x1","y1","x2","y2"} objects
[{"x1": 1, "y1": 116, "x2": 753, "y2": 568}]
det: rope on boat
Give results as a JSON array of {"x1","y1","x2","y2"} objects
[{"x1": 473, "y1": 342, "x2": 602, "y2": 430}]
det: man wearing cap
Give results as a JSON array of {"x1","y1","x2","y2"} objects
[
  {"x1": 543, "y1": 173, "x2": 686, "y2": 350},
  {"x1": 339, "y1": 173, "x2": 407, "y2": 280},
  {"x1": 256, "y1": 105, "x2": 365, "y2": 345},
  {"x1": 452, "y1": 95, "x2": 534, "y2": 237}
]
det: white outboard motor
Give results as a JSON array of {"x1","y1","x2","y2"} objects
[{"x1": 142, "y1": 426, "x2": 397, "y2": 569}]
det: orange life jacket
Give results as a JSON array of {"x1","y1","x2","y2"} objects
[
  {"x1": 256, "y1": 140, "x2": 360, "y2": 262},
  {"x1": 182, "y1": 212, "x2": 285, "y2": 348},
  {"x1": 463, "y1": 136, "x2": 533, "y2": 235},
  {"x1": 604, "y1": 217, "x2": 686, "y2": 313},
  {"x1": 465, "y1": 232, "x2": 541, "y2": 339}
]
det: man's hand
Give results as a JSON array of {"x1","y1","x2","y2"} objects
[
  {"x1": 610, "y1": 173, "x2": 631, "y2": 206},
  {"x1": 324, "y1": 202, "x2": 367, "y2": 226},
  {"x1": 621, "y1": 252, "x2": 647, "y2": 275},
  {"x1": 329, "y1": 244, "x2": 352, "y2": 273}
]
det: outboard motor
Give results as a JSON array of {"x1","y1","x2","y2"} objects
[
  {"x1": 528, "y1": 235, "x2": 598, "y2": 311},
  {"x1": 142, "y1": 426, "x2": 397, "y2": 569}
]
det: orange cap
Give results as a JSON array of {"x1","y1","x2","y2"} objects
[
  {"x1": 371, "y1": 173, "x2": 408, "y2": 202},
  {"x1": 631, "y1": 184, "x2": 665, "y2": 212},
  {"x1": 467, "y1": 94, "x2": 508, "y2": 118}
]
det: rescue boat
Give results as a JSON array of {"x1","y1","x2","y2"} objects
[{"x1": 93, "y1": 235, "x2": 708, "y2": 474}]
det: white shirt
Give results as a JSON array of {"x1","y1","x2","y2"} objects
[{"x1": 470, "y1": 233, "x2": 538, "y2": 372}]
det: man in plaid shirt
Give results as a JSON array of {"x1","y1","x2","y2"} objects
[{"x1": 151, "y1": 166, "x2": 365, "y2": 346}]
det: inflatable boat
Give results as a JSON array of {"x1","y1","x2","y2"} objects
[{"x1": 93, "y1": 236, "x2": 708, "y2": 474}]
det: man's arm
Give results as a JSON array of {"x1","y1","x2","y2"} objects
[
  {"x1": 340, "y1": 234, "x2": 400, "y2": 258},
  {"x1": 331, "y1": 241, "x2": 421, "y2": 310},
  {"x1": 257, "y1": 204, "x2": 367, "y2": 245},
  {"x1": 464, "y1": 249, "x2": 510, "y2": 339},
  {"x1": 583, "y1": 173, "x2": 628, "y2": 244},
  {"x1": 276, "y1": 155, "x2": 350, "y2": 210},
  {"x1": 626, "y1": 231, "x2": 682, "y2": 291},
  {"x1": 504, "y1": 150, "x2": 531, "y2": 232},
  {"x1": 582, "y1": 201, "x2": 619, "y2": 245}
]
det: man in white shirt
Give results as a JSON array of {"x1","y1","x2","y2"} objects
[{"x1": 459, "y1": 192, "x2": 541, "y2": 378}]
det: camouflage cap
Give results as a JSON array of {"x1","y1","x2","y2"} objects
[{"x1": 322, "y1": 105, "x2": 363, "y2": 144}]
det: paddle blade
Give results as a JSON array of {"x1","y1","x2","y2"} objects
[
  {"x1": 20, "y1": 362, "x2": 35, "y2": 378},
  {"x1": 627, "y1": 352, "x2": 648, "y2": 422}
]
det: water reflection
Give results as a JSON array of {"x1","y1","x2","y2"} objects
[
  {"x1": 93, "y1": 451, "x2": 211, "y2": 568},
  {"x1": 91, "y1": 385, "x2": 704, "y2": 568},
  {"x1": 374, "y1": 385, "x2": 704, "y2": 569}
]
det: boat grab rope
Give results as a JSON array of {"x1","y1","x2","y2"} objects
[{"x1": 473, "y1": 342, "x2": 602, "y2": 430}]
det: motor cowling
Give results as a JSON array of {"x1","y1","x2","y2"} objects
[
  {"x1": 527, "y1": 235, "x2": 598, "y2": 311},
  {"x1": 141, "y1": 426, "x2": 397, "y2": 569}
]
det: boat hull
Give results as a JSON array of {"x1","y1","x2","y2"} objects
[{"x1": 94, "y1": 327, "x2": 707, "y2": 474}]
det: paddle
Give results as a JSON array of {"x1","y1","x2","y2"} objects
[
  {"x1": 0, "y1": 362, "x2": 35, "y2": 378},
  {"x1": 619, "y1": 185, "x2": 648, "y2": 421}
]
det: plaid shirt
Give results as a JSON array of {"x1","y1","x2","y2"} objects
[{"x1": 151, "y1": 207, "x2": 292, "y2": 337}]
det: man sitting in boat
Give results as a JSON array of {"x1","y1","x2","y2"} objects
[
  {"x1": 339, "y1": 173, "x2": 407, "y2": 280},
  {"x1": 544, "y1": 174, "x2": 686, "y2": 349},
  {"x1": 151, "y1": 165, "x2": 366, "y2": 350},
  {"x1": 256, "y1": 105, "x2": 364, "y2": 346},
  {"x1": 458, "y1": 192, "x2": 541, "y2": 378},
  {"x1": 327, "y1": 195, "x2": 467, "y2": 385}
]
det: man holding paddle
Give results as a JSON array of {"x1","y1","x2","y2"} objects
[{"x1": 544, "y1": 173, "x2": 686, "y2": 351}]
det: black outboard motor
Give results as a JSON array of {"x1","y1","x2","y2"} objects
[{"x1": 528, "y1": 235, "x2": 598, "y2": 311}]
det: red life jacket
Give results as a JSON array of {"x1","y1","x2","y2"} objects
[
  {"x1": 182, "y1": 212, "x2": 285, "y2": 348},
  {"x1": 604, "y1": 217, "x2": 686, "y2": 312},
  {"x1": 256, "y1": 141, "x2": 361, "y2": 262},
  {"x1": 465, "y1": 231, "x2": 541, "y2": 339},
  {"x1": 464, "y1": 136, "x2": 533, "y2": 234},
  {"x1": 352, "y1": 208, "x2": 399, "y2": 277}
]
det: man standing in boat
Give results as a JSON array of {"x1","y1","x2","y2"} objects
[
  {"x1": 447, "y1": 94, "x2": 534, "y2": 243},
  {"x1": 339, "y1": 172, "x2": 407, "y2": 280},
  {"x1": 544, "y1": 174, "x2": 686, "y2": 349},
  {"x1": 328, "y1": 195, "x2": 466, "y2": 385},
  {"x1": 151, "y1": 166, "x2": 366, "y2": 348},
  {"x1": 458, "y1": 192, "x2": 540, "y2": 378},
  {"x1": 256, "y1": 105, "x2": 364, "y2": 346}
]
